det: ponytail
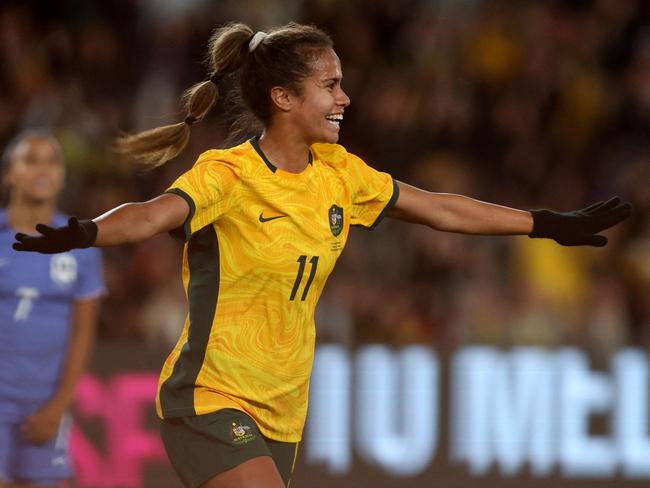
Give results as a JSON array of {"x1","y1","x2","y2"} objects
[
  {"x1": 116, "y1": 22, "x2": 332, "y2": 168},
  {"x1": 115, "y1": 23, "x2": 254, "y2": 168}
]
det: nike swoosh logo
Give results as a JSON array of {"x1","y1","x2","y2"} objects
[{"x1": 259, "y1": 212, "x2": 287, "y2": 223}]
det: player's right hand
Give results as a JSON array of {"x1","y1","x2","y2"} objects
[
  {"x1": 21, "y1": 399, "x2": 65, "y2": 444},
  {"x1": 13, "y1": 217, "x2": 98, "y2": 254}
]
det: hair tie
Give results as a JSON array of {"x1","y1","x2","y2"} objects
[
  {"x1": 210, "y1": 72, "x2": 223, "y2": 85},
  {"x1": 184, "y1": 115, "x2": 197, "y2": 126},
  {"x1": 248, "y1": 31, "x2": 267, "y2": 52}
]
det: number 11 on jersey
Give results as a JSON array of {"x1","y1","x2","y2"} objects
[{"x1": 289, "y1": 255, "x2": 319, "y2": 301}]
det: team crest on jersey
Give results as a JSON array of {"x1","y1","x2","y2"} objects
[
  {"x1": 50, "y1": 253, "x2": 78, "y2": 287},
  {"x1": 230, "y1": 422, "x2": 256, "y2": 445},
  {"x1": 328, "y1": 205, "x2": 343, "y2": 237}
]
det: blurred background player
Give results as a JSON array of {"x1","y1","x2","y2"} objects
[{"x1": 0, "y1": 131, "x2": 105, "y2": 488}]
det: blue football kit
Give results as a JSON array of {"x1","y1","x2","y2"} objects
[{"x1": 0, "y1": 210, "x2": 105, "y2": 483}]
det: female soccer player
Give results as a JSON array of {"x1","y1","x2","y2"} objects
[
  {"x1": 1, "y1": 131, "x2": 105, "y2": 488},
  {"x1": 13, "y1": 23, "x2": 631, "y2": 488}
]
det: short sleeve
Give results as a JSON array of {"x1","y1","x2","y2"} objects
[
  {"x1": 74, "y1": 247, "x2": 106, "y2": 301},
  {"x1": 165, "y1": 150, "x2": 241, "y2": 240},
  {"x1": 347, "y1": 152, "x2": 399, "y2": 229}
]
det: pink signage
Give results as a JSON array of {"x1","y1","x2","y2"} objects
[{"x1": 71, "y1": 373, "x2": 168, "y2": 488}]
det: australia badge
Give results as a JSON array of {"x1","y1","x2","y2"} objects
[{"x1": 328, "y1": 205, "x2": 344, "y2": 237}]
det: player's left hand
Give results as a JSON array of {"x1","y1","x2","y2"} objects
[
  {"x1": 529, "y1": 196, "x2": 632, "y2": 246},
  {"x1": 20, "y1": 400, "x2": 65, "y2": 444}
]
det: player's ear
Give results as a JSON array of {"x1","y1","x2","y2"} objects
[{"x1": 269, "y1": 86, "x2": 293, "y2": 113}]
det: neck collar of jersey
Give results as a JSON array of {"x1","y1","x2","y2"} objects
[{"x1": 249, "y1": 136, "x2": 313, "y2": 174}]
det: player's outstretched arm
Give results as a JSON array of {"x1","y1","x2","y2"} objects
[
  {"x1": 13, "y1": 192, "x2": 190, "y2": 254},
  {"x1": 389, "y1": 181, "x2": 632, "y2": 247}
]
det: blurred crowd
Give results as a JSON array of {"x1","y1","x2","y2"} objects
[{"x1": 1, "y1": 0, "x2": 648, "y2": 358}]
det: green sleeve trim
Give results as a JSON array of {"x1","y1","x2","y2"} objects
[
  {"x1": 164, "y1": 188, "x2": 196, "y2": 241},
  {"x1": 362, "y1": 178, "x2": 400, "y2": 230}
]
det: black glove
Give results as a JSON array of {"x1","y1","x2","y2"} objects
[
  {"x1": 13, "y1": 217, "x2": 98, "y2": 254},
  {"x1": 529, "y1": 197, "x2": 632, "y2": 247}
]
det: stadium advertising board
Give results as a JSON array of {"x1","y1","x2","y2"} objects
[{"x1": 72, "y1": 345, "x2": 650, "y2": 487}]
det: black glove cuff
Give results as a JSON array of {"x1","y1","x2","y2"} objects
[
  {"x1": 78, "y1": 219, "x2": 98, "y2": 248},
  {"x1": 529, "y1": 209, "x2": 555, "y2": 238}
]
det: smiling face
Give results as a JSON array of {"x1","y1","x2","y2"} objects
[
  {"x1": 288, "y1": 48, "x2": 351, "y2": 144},
  {"x1": 5, "y1": 136, "x2": 65, "y2": 205}
]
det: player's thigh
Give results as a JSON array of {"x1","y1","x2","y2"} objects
[
  {"x1": 264, "y1": 438, "x2": 298, "y2": 487},
  {"x1": 199, "y1": 456, "x2": 284, "y2": 488},
  {"x1": 160, "y1": 409, "x2": 285, "y2": 488}
]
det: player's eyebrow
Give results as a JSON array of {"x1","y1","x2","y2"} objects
[{"x1": 320, "y1": 76, "x2": 342, "y2": 85}]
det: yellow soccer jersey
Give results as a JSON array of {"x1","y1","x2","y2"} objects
[{"x1": 156, "y1": 137, "x2": 398, "y2": 442}]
